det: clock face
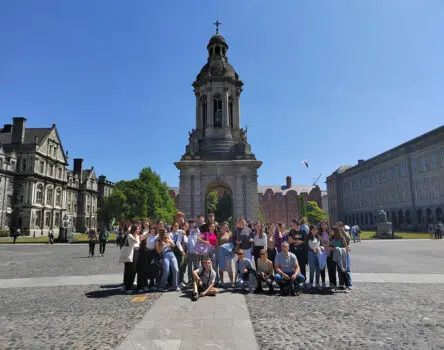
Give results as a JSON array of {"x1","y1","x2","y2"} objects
[{"x1": 210, "y1": 60, "x2": 225, "y2": 76}]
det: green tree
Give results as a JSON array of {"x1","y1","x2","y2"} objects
[
  {"x1": 305, "y1": 201, "x2": 328, "y2": 224},
  {"x1": 99, "y1": 167, "x2": 176, "y2": 224},
  {"x1": 206, "y1": 190, "x2": 218, "y2": 216},
  {"x1": 257, "y1": 204, "x2": 264, "y2": 223},
  {"x1": 299, "y1": 193, "x2": 307, "y2": 218},
  {"x1": 215, "y1": 192, "x2": 232, "y2": 223}
]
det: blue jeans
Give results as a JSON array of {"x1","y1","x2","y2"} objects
[
  {"x1": 237, "y1": 272, "x2": 255, "y2": 292},
  {"x1": 346, "y1": 253, "x2": 352, "y2": 287},
  {"x1": 308, "y1": 250, "x2": 320, "y2": 286},
  {"x1": 274, "y1": 273, "x2": 305, "y2": 291},
  {"x1": 160, "y1": 251, "x2": 179, "y2": 289}
]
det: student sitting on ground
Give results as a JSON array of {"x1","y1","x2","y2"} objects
[
  {"x1": 235, "y1": 249, "x2": 256, "y2": 293},
  {"x1": 274, "y1": 241, "x2": 305, "y2": 296},
  {"x1": 191, "y1": 257, "x2": 217, "y2": 301},
  {"x1": 255, "y1": 249, "x2": 274, "y2": 294}
]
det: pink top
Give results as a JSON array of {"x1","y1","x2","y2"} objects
[{"x1": 203, "y1": 232, "x2": 217, "y2": 247}]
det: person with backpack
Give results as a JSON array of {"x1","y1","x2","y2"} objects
[
  {"x1": 191, "y1": 257, "x2": 217, "y2": 301},
  {"x1": 274, "y1": 241, "x2": 305, "y2": 296},
  {"x1": 99, "y1": 226, "x2": 109, "y2": 256}
]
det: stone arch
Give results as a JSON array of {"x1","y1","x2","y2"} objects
[
  {"x1": 405, "y1": 210, "x2": 412, "y2": 225},
  {"x1": 417, "y1": 209, "x2": 424, "y2": 225},
  {"x1": 205, "y1": 181, "x2": 233, "y2": 224},
  {"x1": 426, "y1": 208, "x2": 433, "y2": 224},
  {"x1": 436, "y1": 207, "x2": 443, "y2": 222}
]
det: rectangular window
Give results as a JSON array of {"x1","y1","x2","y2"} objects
[
  {"x1": 36, "y1": 211, "x2": 42, "y2": 227},
  {"x1": 441, "y1": 149, "x2": 444, "y2": 166},
  {"x1": 412, "y1": 159, "x2": 419, "y2": 174},
  {"x1": 58, "y1": 168, "x2": 62, "y2": 179},
  {"x1": 46, "y1": 188, "x2": 53, "y2": 205},
  {"x1": 431, "y1": 154, "x2": 437, "y2": 169},
  {"x1": 421, "y1": 156, "x2": 427, "y2": 172},
  {"x1": 401, "y1": 162, "x2": 407, "y2": 177},
  {"x1": 22, "y1": 159, "x2": 27, "y2": 172},
  {"x1": 393, "y1": 166, "x2": 398, "y2": 179},
  {"x1": 45, "y1": 212, "x2": 51, "y2": 227},
  {"x1": 415, "y1": 182, "x2": 421, "y2": 200},
  {"x1": 40, "y1": 161, "x2": 44, "y2": 173},
  {"x1": 68, "y1": 204, "x2": 71, "y2": 211},
  {"x1": 55, "y1": 212, "x2": 60, "y2": 227},
  {"x1": 56, "y1": 190, "x2": 61, "y2": 206},
  {"x1": 50, "y1": 165, "x2": 54, "y2": 177}
]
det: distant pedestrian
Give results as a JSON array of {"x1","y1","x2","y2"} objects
[
  {"x1": 48, "y1": 229, "x2": 54, "y2": 244},
  {"x1": 99, "y1": 226, "x2": 109, "y2": 256},
  {"x1": 435, "y1": 221, "x2": 443, "y2": 240},
  {"x1": 428, "y1": 223, "x2": 435, "y2": 239},
  {"x1": 88, "y1": 229, "x2": 97, "y2": 258},
  {"x1": 12, "y1": 229, "x2": 20, "y2": 244}
]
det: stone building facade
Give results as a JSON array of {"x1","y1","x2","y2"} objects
[
  {"x1": 327, "y1": 125, "x2": 444, "y2": 230},
  {"x1": 169, "y1": 175, "x2": 325, "y2": 226},
  {"x1": 0, "y1": 117, "x2": 113, "y2": 236},
  {"x1": 258, "y1": 176, "x2": 323, "y2": 225},
  {"x1": 174, "y1": 29, "x2": 262, "y2": 222}
]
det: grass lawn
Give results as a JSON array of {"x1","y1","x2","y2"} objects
[
  {"x1": 360, "y1": 231, "x2": 430, "y2": 240},
  {"x1": 0, "y1": 233, "x2": 117, "y2": 244},
  {"x1": 0, "y1": 236, "x2": 49, "y2": 244},
  {"x1": 72, "y1": 233, "x2": 117, "y2": 241}
]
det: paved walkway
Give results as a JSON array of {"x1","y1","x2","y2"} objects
[
  {"x1": 2, "y1": 272, "x2": 444, "y2": 289},
  {"x1": 117, "y1": 292, "x2": 258, "y2": 350}
]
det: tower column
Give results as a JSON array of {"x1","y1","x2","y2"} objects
[
  {"x1": 235, "y1": 94, "x2": 241, "y2": 129},
  {"x1": 195, "y1": 93, "x2": 201, "y2": 129},
  {"x1": 223, "y1": 88, "x2": 229, "y2": 127}
]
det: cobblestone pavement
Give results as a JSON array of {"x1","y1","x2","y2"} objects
[
  {"x1": 0, "y1": 285, "x2": 160, "y2": 350},
  {"x1": 0, "y1": 244, "x2": 122, "y2": 279},
  {"x1": 246, "y1": 283, "x2": 444, "y2": 350}
]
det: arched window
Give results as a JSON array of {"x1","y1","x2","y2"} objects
[
  {"x1": 215, "y1": 46, "x2": 220, "y2": 55},
  {"x1": 36, "y1": 184, "x2": 44, "y2": 204},
  {"x1": 228, "y1": 96, "x2": 233, "y2": 127},
  {"x1": 201, "y1": 96, "x2": 207, "y2": 128},
  {"x1": 213, "y1": 94, "x2": 222, "y2": 128}
]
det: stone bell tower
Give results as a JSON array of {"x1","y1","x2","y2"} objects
[{"x1": 174, "y1": 23, "x2": 262, "y2": 222}]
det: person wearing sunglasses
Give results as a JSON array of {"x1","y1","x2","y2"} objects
[{"x1": 234, "y1": 249, "x2": 257, "y2": 293}]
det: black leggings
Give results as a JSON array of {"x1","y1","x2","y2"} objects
[
  {"x1": 99, "y1": 240, "x2": 107, "y2": 255},
  {"x1": 89, "y1": 242, "x2": 96, "y2": 256},
  {"x1": 327, "y1": 256, "x2": 336, "y2": 287},
  {"x1": 294, "y1": 250, "x2": 307, "y2": 279},
  {"x1": 124, "y1": 249, "x2": 140, "y2": 290}
]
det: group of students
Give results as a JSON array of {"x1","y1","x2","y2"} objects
[{"x1": 118, "y1": 212, "x2": 353, "y2": 299}]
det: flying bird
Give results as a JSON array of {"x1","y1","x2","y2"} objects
[{"x1": 301, "y1": 160, "x2": 309, "y2": 168}]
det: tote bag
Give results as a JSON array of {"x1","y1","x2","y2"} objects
[{"x1": 118, "y1": 236, "x2": 134, "y2": 263}]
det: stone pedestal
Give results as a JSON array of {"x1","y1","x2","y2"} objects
[
  {"x1": 55, "y1": 227, "x2": 73, "y2": 243},
  {"x1": 375, "y1": 221, "x2": 393, "y2": 239}
]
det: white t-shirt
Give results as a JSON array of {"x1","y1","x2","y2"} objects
[
  {"x1": 128, "y1": 233, "x2": 140, "y2": 249},
  {"x1": 146, "y1": 234, "x2": 158, "y2": 250},
  {"x1": 254, "y1": 233, "x2": 267, "y2": 248}
]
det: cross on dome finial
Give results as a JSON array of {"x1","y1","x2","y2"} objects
[{"x1": 214, "y1": 20, "x2": 221, "y2": 34}]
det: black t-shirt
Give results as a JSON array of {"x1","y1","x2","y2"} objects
[{"x1": 288, "y1": 229, "x2": 307, "y2": 253}]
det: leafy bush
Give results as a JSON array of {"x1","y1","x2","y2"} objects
[{"x1": 0, "y1": 230, "x2": 10, "y2": 237}]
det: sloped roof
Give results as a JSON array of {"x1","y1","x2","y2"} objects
[{"x1": 0, "y1": 128, "x2": 51, "y2": 145}]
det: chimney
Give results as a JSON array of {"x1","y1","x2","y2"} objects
[
  {"x1": 12, "y1": 117, "x2": 26, "y2": 144},
  {"x1": 1, "y1": 124, "x2": 13, "y2": 133},
  {"x1": 73, "y1": 158, "x2": 83, "y2": 174},
  {"x1": 286, "y1": 176, "x2": 292, "y2": 188},
  {"x1": 358, "y1": 159, "x2": 365, "y2": 165}
]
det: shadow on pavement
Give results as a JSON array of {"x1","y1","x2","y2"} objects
[{"x1": 85, "y1": 288, "x2": 123, "y2": 298}]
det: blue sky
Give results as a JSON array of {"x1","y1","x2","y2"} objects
[{"x1": 1, "y1": 1, "x2": 443, "y2": 189}]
